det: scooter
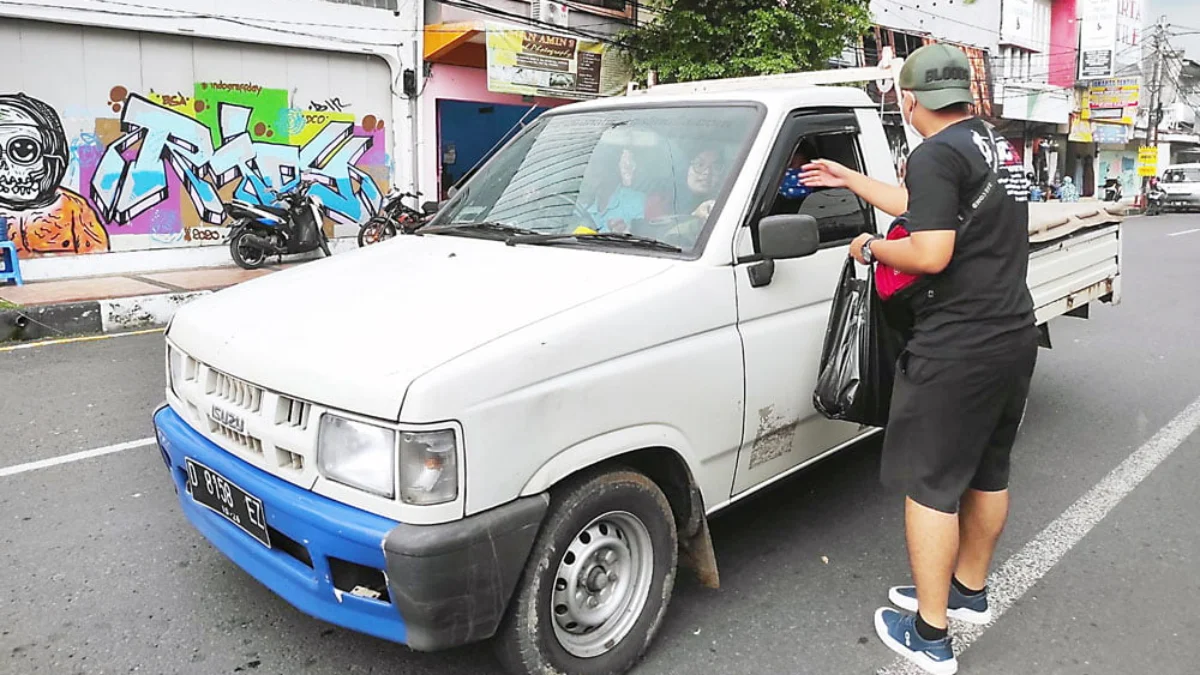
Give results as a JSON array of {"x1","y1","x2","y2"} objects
[
  {"x1": 1146, "y1": 178, "x2": 1166, "y2": 216},
  {"x1": 1103, "y1": 178, "x2": 1123, "y2": 203},
  {"x1": 225, "y1": 180, "x2": 331, "y2": 270}
]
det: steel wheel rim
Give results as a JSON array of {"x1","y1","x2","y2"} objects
[{"x1": 551, "y1": 511, "x2": 654, "y2": 658}]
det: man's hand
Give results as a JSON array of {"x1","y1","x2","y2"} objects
[
  {"x1": 799, "y1": 159, "x2": 854, "y2": 188},
  {"x1": 849, "y1": 233, "x2": 874, "y2": 265}
]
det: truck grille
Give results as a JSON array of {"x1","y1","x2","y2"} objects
[
  {"x1": 209, "y1": 369, "x2": 264, "y2": 413},
  {"x1": 169, "y1": 345, "x2": 321, "y2": 488}
]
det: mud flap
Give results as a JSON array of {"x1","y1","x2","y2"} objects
[{"x1": 679, "y1": 514, "x2": 719, "y2": 589}]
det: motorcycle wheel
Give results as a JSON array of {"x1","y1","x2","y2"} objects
[
  {"x1": 230, "y1": 230, "x2": 269, "y2": 270},
  {"x1": 357, "y1": 218, "x2": 397, "y2": 247}
]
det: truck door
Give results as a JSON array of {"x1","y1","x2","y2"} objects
[{"x1": 730, "y1": 109, "x2": 884, "y2": 496}]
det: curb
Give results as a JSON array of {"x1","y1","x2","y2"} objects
[{"x1": 1, "y1": 290, "x2": 212, "y2": 343}]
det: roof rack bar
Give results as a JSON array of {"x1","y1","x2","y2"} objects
[{"x1": 630, "y1": 58, "x2": 905, "y2": 96}]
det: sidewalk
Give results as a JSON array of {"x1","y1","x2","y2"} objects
[{"x1": 0, "y1": 264, "x2": 290, "y2": 342}]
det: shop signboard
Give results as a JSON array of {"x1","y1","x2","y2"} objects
[
  {"x1": 1079, "y1": 0, "x2": 1118, "y2": 78},
  {"x1": 485, "y1": 23, "x2": 632, "y2": 100},
  {"x1": 1082, "y1": 77, "x2": 1141, "y2": 126},
  {"x1": 1092, "y1": 122, "x2": 1129, "y2": 144}
]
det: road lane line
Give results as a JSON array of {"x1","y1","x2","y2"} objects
[
  {"x1": 878, "y1": 394, "x2": 1200, "y2": 675},
  {"x1": 0, "y1": 437, "x2": 157, "y2": 478},
  {"x1": 0, "y1": 328, "x2": 164, "y2": 353},
  {"x1": 1167, "y1": 228, "x2": 1200, "y2": 237}
]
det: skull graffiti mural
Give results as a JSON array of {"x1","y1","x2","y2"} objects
[{"x1": 0, "y1": 93, "x2": 109, "y2": 256}]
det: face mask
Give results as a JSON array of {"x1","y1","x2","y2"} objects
[{"x1": 900, "y1": 91, "x2": 924, "y2": 141}]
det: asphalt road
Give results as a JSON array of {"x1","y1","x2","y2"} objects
[{"x1": 3, "y1": 213, "x2": 1200, "y2": 675}]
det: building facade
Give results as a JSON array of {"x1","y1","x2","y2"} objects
[{"x1": 0, "y1": 0, "x2": 419, "y2": 280}]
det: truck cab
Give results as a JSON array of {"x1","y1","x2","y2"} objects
[{"x1": 153, "y1": 67, "x2": 1122, "y2": 675}]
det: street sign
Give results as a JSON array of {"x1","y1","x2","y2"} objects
[{"x1": 1137, "y1": 146, "x2": 1159, "y2": 177}]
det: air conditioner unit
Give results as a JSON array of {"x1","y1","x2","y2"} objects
[{"x1": 532, "y1": 0, "x2": 570, "y2": 28}]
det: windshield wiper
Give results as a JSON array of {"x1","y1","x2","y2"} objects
[
  {"x1": 421, "y1": 221, "x2": 541, "y2": 238},
  {"x1": 505, "y1": 231, "x2": 683, "y2": 253}
]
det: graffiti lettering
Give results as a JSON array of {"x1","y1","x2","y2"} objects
[
  {"x1": 186, "y1": 227, "x2": 224, "y2": 242},
  {"x1": 310, "y1": 97, "x2": 350, "y2": 113},
  {"x1": 92, "y1": 94, "x2": 383, "y2": 226},
  {"x1": 205, "y1": 82, "x2": 263, "y2": 95}
]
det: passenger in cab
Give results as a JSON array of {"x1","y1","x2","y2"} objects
[{"x1": 582, "y1": 147, "x2": 646, "y2": 233}]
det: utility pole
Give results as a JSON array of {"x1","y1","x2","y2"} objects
[{"x1": 1142, "y1": 17, "x2": 1167, "y2": 201}]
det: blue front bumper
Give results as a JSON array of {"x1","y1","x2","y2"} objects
[{"x1": 153, "y1": 406, "x2": 408, "y2": 644}]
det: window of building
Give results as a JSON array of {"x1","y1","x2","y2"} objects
[
  {"x1": 766, "y1": 132, "x2": 873, "y2": 245},
  {"x1": 566, "y1": 0, "x2": 635, "y2": 19}
]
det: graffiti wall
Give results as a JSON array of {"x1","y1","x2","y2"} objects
[{"x1": 0, "y1": 20, "x2": 393, "y2": 259}]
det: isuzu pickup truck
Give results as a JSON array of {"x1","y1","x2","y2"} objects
[{"x1": 152, "y1": 62, "x2": 1123, "y2": 675}]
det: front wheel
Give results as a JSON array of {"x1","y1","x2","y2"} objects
[
  {"x1": 229, "y1": 230, "x2": 268, "y2": 270},
  {"x1": 495, "y1": 469, "x2": 677, "y2": 675}
]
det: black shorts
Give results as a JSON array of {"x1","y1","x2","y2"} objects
[{"x1": 881, "y1": 339, "x2": 1038, "y2": 514}]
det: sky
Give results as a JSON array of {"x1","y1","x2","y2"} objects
[{"x1": 1149, "y1": 0, "x2": 1200, "y2": 59}]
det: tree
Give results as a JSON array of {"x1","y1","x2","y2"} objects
[{"x1": 622, "y1": 0, "x2": 873, "y2": 83}]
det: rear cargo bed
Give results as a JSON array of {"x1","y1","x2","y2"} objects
[{"x1": 1026, "y1": 203, "x2": 1123, "y2": 326}]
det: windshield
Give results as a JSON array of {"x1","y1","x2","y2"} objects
[
  {"x1": 430, "y1": 105, "x2": 761, "y2": 254},
  {"x1": 1164, "y1": 168, "x2": 1200, "y2": 183}
]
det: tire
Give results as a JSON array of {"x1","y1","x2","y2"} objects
[
  {"x1": 230, "y1": 230, "x2": 268, "y2": 270},
  {"x1": 494, "y1": 469, "x2": 678, "y2": 675},
  {"x1": 357, "y1": 218, "x2": 397, "y2": 247}
]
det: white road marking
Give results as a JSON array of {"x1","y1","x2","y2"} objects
[
  {"x1": 0, "y1": 328, "x2": 164, "y2": 353},
  {"x1": 1167, "y1": 227, "x2": 1200, "y2": 237},
  {"x1": 0, "y1": 437, "x2": 157, "y2": 478},
  {"x1": 878, "y1": 394, "x2": 1200, "y2": 674}
]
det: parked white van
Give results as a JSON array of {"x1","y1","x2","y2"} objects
[
  {"x1": 153, "y1": 64, "x2": 1123, "y2": 675},
  {"x1": 1161, "y1": 163, "x2": 1200, "y2": 212}
]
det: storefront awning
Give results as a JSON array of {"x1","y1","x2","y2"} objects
[{"x1": 425, "y1": 21, "x2": 487, "y2": 68}]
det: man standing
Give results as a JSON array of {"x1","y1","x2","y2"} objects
[{"x1": 802, "y1": 44, "x2": 1037, "y2": 675}]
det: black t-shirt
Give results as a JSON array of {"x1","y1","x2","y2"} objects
[{"x1": 902, "y1": 118, "x2": 1036, "y2": 359}]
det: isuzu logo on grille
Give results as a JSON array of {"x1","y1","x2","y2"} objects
[{"x1": 211, "y1": 406, "x2": 246, "y2": 434}]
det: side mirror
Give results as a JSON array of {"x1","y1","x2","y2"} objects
[
  {"x1": 421, "y1": 200, "x2": 441, "y2": 215},
  {"x1": 758, "y1": 214, "x2": 820, "y2": 260}
]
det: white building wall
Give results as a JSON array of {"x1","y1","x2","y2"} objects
[{"x1": 0, "y1": 0, "x2": 422, "y2": 280}]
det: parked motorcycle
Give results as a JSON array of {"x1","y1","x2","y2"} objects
[
  {"x1": 1103, "y1": 178, "x2": 1123, "y2": 203},
  {"x1": 226, "y1": 180, "x2": 330, "y2": 270},
  {"x1": 356, "y1": 189, "x2": 439, "y2": 247},
  {"x1": 1146, "y1": 177, "x2": 1166, "y2": 216}
]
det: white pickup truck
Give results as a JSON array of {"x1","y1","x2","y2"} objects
[{"x1": 152, "y1": 63, "x2": 1122, "y2": 675}]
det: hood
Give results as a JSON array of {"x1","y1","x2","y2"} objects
[{"x1": 168, "y1": 235, "x2": 674, "y2": 420}]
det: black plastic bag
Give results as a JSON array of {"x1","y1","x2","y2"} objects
[{"x1": 813, "y1": 258, "x2": 905, "y2": 428}]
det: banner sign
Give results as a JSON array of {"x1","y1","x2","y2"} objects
[
  {"x1": 1138, "y1": 145, "x2": 1159, "y2": 176},
  {"x1": 485, "y1": 23, "x2": 632, "y2": 100}
]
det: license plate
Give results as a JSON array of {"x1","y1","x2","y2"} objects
[{"x1": 185, "y1": 458, "x2": 271, "y2": 548}]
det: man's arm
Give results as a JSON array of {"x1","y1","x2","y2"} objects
[
  {"x1": 800, "y1": 159, "x2": 908, "y2": 217},
  {"x1": 851, "y1": 230, "x2": 955, "y2": 275}
]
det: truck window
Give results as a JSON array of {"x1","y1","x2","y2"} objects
[
  {"x1": 1163, "y1": 168, "x2": 1200, "y2": 183},
  {"x1": 767, "y1": 131, "x2": 874, "y2": 245},
  {"x1": 430, "y1": 105, "x2": 763, "y2": 255}
]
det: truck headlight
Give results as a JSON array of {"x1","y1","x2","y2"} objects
[
  {"x1": 399, "y1": 430, "x2": 458, "y2": 506},
  {"x1": 317, "y1": 415, "x2": 397, "y2": 498}
]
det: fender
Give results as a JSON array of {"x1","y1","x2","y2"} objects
[{"x1": 519, "y1": 424, "x2": 703, "y2": 499}]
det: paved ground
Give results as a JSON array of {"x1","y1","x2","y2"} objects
[
  {"x1": 0, "y1": 265, "x2": 285, "y2": 307},
  {"x1": 2, "y1": 213, "x2": 1199, "y2": 675}
]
